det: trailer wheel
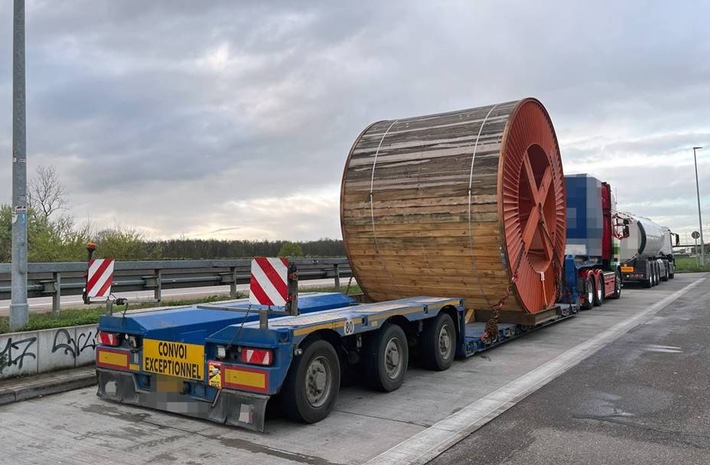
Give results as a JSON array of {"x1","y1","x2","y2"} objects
[
  {"x1": 643, "y1": 263, "x2": 653, "y2": 288},
  {"x1": 280, "y1": 339, "x2": 340, "y2": 424},
  {"x1": 421, "y1": 313, "x2": 456, "y2": 371},
  {"x1": 593, "y1": 273, "x2": 603, "y2": 307},
  {"x1": 652, "y1": 264, "x2": 658, "y2": 286},
  {"x1": 581, "y1": 276, "x2": 594, "y2": 310},
  {"x1": 610, "y1": 270, "x2": 622, "y2": 299},
  {"x1": 364, "y1": 323, "x2": 409, "y2": 392},
  {"x1": 642, "y1": 266, "x2": 652, "y2": 288}
]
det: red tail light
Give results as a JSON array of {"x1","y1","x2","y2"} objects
[
  {"x1": 98, "y1": 331, "x2": 120, "y2": 347},
  {"x1": 240, "y1": 347, "x2": 273, "y2": 366}
]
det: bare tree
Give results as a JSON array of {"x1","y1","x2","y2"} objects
[{"x1": 29, "y1": 165, "x2": 67, "y2": 221}]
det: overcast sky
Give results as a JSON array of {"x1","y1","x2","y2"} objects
[{"x1": 1, "y1": 1, "x2": 709, "y2": 243}]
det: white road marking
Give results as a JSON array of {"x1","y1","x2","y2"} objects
[
  {"x1": 643, "y1": 344, "x2": 683, "y2": 353},
  {"x1": 366, "y1": 277, "x2": 706, "y2": 465}
]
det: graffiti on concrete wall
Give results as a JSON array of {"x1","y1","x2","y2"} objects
[
  {"x1": 0, "y1": 325, "x2": 98, "y2": 379},
  {"x1": 51, "y1": 328, "x2": 97, "y2": 359},
  {"x1": 0, "y1": 336, "x2": 37, "y2": 375}
]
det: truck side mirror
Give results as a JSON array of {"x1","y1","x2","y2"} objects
[
  {"x1": 674, "y1": 233, "x2": 679, "y2": 246},
  {"x1": 612, "y1": 216, "x2": 630, "y2": 239}
]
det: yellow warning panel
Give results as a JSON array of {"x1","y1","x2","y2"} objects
[
  {"x1": 142, "y1": 339, "x2": 204, "y2": 380},
  {"x1": 97, "y1": 348, "x2": 129, "y2": 369},
  {"x1": 223, "y1": 366, "x2": 268, "y2": 393}
]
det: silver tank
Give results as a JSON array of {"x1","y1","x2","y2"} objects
[{"x1": 619, "y1": 214, "x2": 667, "y2": 261}]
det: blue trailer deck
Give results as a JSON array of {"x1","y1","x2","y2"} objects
[{"x1": 95, "y1": 292, "x2": 581, "y2": 431}]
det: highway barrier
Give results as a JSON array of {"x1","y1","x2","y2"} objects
[{"x1": 0, "y1": 258, "x2": 351, "y2": 313}]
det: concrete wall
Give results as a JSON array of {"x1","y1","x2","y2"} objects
[{"x1": 0, "y1": 325, "x2": 97, "y2": 379}]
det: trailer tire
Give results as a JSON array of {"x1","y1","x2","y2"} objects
[
  {"x1": 421, "y1": 313, "x2": 456, "y2": 371},
  {"x1": 643, "y1": 263, "x2": 654, "y2": 288},
  {"x1": 280, "y1": 339, "x2": 340, "y2": 424},
  {"x1": 364, "y1": 323, "x2": 409, "y2": 392},
  {"x1": 610, "y1": 270, "x2": 622, "y2": 299},
  {"x1": 593, "y1": 273, "x2": 603, "y2": 307},
  {"x1": 581, "y1": 277, "x2": 594, "y2": 310}
]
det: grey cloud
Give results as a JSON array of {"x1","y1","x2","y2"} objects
[{"x1": 1, "y1": 1, "x2": 710, "y2": 240}]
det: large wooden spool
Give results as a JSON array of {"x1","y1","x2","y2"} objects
[{"x1": 340, "y1": 98, "x2": 566, "y2": 316}]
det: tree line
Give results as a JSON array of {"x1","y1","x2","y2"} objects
[{"x1": 0, "y1": 166, "x2": 344, "y2": 262}]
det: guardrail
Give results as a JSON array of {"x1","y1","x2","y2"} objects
[{"x1": 0, "y1": 258, "x2": 351, "y2": 313}]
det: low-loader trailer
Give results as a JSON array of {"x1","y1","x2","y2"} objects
[{"x1": 96, "y1": 279, "x2": 578, "y2": 431}]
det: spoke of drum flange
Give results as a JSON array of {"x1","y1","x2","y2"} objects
[{"x1": 521, "y1": 153, "x2": 554, "y2": 260}]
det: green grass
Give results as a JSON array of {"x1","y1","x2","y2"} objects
[
  {"x1": 0, "y1": 285, "x2": 363, "y2": 334},
  {"x1": 301, "y1": 284, "x2": 362, "y2": 294},
  {"x1": 674, "y1": 256, "x2": 710, "y2": 273},
  {"x1": 0, "y1": 294, "x2": 237, "y2": 334}
]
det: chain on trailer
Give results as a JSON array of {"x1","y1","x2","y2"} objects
[{"x1": 483, "y1": 245, "x2": 525, "y2": 343}]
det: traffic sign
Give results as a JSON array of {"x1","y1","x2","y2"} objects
[{"x1": 692, "y1": 231, "x2": 700, "y2": 239}]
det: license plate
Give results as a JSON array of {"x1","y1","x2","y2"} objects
[
  {"x1": 142, "y1": 339, "x2": 205, "y2": 380},
  {"x1": 620, "y1": 266, "x2": 634, "y2": 273},
  {"x1": 155, "y1": 374, "x2": 185, "y2": 392}
]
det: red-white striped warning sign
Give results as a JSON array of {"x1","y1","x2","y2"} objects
[
  {"x1": 249, "y1": 257, "x2": 288, "y2": 307},
  {"x1": 86, "y1": 258, "x2": 115, "y2": 298},
  {"x1": 242, "y1": 348, "x2": 272, "y2": 366}
]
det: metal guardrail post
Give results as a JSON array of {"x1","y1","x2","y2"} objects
[
  {"x1": 52, "y1": 272, "x2": 61, "y2": 315},
  {"x1": 154, "y1": 269, "x2": 162, "y2": 301},
  {"x1": 334, "y1": 264, "x2": 340, "y2": 288},
  {"x1": 230, "y1": 266, "x2": 237, "y2": 298}
]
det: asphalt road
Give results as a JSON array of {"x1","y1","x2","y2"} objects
[
  {"x1": 0, "y1": 273, "x2": 705, "y2": 464},
  {"x1": 430, "y1": 276, "x2": 710, "y2": 465}
]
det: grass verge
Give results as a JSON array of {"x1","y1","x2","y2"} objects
[
  {"x1": 674, "y1": 256, "x2": 710, "y2": 273},
  {"x1": 0, "y1": 285, "x2": 363, "y2": 334}
]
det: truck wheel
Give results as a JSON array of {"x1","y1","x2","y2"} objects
[
  {"x1": 421, "y1": 312, "x2": 456, "y2": 371},
  {"x1": 610, "y1": 270, "x2": 622, "y2": 299},
  {"x1": 581, "y1": 277, "x2": 594, "y2": 310},
  {"x1": 364, "y1": 323, "x2": 409, "y2": 392},
  {"x1": 652, "y1": 264, "x2": 659, "y2": 286},
  {"x1": 661, "y1": 264, "x2": 669, "y2": 281},
  {"x1": 669, "y1": 264, "x2": 675, "y2": 279},
  {"x1": 593, "y1": 274, "x2": 603, "y2": 307},
  {"x1": 280, "y1": 339, "x2": 340, "y2": 424}
]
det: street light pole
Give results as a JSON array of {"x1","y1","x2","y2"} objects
[
  {"x1": 693, "y1": 146, "x2": 705, "y2": 266},
  {"x1": 10, "y1": 0, "x2": 29, "y2": 331}
]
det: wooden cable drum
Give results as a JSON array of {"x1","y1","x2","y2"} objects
[{"x1": 340, "y1": 98, "x2": 566, "y2": 315}]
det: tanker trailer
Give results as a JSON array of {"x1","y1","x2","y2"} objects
[
  {"x1": 618, "y1": 213, "x2": 678, "y2": 287},
  {"x1": 340, "y1": 98, "x2": 567, "y2": 325}
]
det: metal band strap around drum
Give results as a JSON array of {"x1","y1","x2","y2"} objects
[
  {"x1": 467, "y1": 104, "x2": 500, "y2": 309},
  {"x1": 369, "y1": 120, "x2": 400, "y2": 272}
]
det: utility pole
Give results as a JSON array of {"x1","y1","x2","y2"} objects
[
  {"x1": 10, "y1": 0, "x2": 29, "y2": 331},
  {"x1": 693, "y1": 146, "x2": 705, "y2": 267}
]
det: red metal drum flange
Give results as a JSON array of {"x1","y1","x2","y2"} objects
[{"x1": 498, "y1": 98, "x2": 566, "y2": 313}]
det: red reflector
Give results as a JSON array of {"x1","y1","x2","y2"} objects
[
  {"x1": 98, "y1": 331, "x2": 120, "y2": 347},
  {"x1": 240, "y1": 348, "x2": 273, "y2": 366}
]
